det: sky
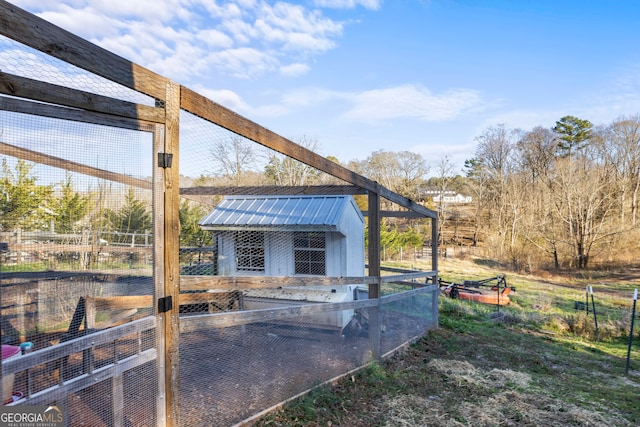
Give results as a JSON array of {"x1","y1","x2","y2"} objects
[{"x1": 8, "y1": 0, "x2": 640, "y2": 176}]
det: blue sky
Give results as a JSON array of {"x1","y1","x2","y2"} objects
[{"x1": 10, "y1": 0, "x2": 640, "y2": 175}]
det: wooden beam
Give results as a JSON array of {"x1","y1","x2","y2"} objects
[
  {"x1": 11, "y1": 243, "x2": 152, "y2": 254},
  {"x1": 367, "y1": 191, "x2": 382, "y2": 360},
  {"x1": 180, "y1": 298, "x2": 379, "y2": 332},
  {"x1": 363, "y1": 210, "x2": 427, "y2": 218},
  {"x1": 81, "y1": 294, "x2": 244, "y2": 311},
  {"x1": 0, "y1": 0, "x2": 167, "y2": 100},
  {"x1": 0, "y1": 95, "x2": 156, "y2": 132},
  {"x1": 0, "y1": 72, "x2": 165, "y2": 123},
  {"x1": 180, "y1": 275, "x2": 377, "y2": 292},
  {"x1": 151, "y1": 124, "x2": 167, "y2": 427},
  {"x1": 162, "y1": 80, "x2": 181, "y2": 427},
  {"x1": 82, "y1": 296, "x2": 153, "y2": 312},
  {"x1": 380, "y1": 190, "x2": 436, "y2": 219},
  {"x1": 381, "y1": 270, "x2": 437, "y2": 283},
  {"x1": 16, "y1": 349, "x2": 157, "y2": 407},
  {"x1": 4, "y1": 317, "x2": 156, "y2": 374},
  {"x1": 432, "y1": 216, "x2": 439, "y2": 280},
  {"x1": 367, "y1": 191, "x2": 381, "y2": 299},
  {"x1": 179, "y1": 185, "x2": 366, "y2": 196},
  {"x1": 0, "y1": 141, "x2": 152, "y2": 190}
]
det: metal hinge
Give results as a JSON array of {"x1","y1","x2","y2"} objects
[
  {"x1": 157, "y1": 296, "x2": 173, "y2": 313},
  {"x1": 158, "y1": 153, "x2": 173, "y2": 168}
]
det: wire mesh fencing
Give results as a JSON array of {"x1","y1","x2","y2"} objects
[
  {"x1": 177, "y1": 286, "x2": 437, "y2": 426},
  {"x1": 175, "y1": 110, "x2": 438, "y2": 425},
  {"x1": 1, "y1": 24, "x2": 163, "y2": 424},
  {"x1": 1, "y1": 4, "x2": 439, "y2": 426}
]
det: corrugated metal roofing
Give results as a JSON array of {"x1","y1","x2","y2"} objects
[{"x1": 199, "y1": 195, "x2": 362, "y2": 231}]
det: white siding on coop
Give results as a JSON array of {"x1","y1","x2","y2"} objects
[{"x1": 200, "y1": 195, "x2": 365, "y2": 277}]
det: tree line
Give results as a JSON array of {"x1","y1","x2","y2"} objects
[
  {"x1": 3, "y1": 113, "x2": 639, "y2": 271},
  {"x1": 465, "y1": 114, "x2": 640, "y2": 270}
]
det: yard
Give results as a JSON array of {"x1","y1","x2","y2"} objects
[{"x1": 255, "y1": 257, "x2": 640, "y2": 426}]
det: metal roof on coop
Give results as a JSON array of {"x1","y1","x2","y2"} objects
[{"x1": 199, "y1": 195, "x2": 364, "y2": 233}]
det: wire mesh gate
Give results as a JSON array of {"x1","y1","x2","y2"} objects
[
  {"x1": 1, "y1": 2, "x2": 439, "y2": 426},
  {"x1": 0, "y1": 105, "x2": 167, "y2": 425}
]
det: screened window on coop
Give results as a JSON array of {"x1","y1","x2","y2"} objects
[
  {"x1": 236, "y1": 231, "x2": 265, "y2": 272},
  {"x1": 294, "y1": 232, "x2": 326, "y2": 275}
]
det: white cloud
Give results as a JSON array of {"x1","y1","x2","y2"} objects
[
  {"x1": 12, "y1": 0, "x2": 350, "y2": 82},
  {"x1": 196, "y1": 29, "x2": 234, "y2": 49},
  {"x1": 193, "y1": 86, "x2": 252, "y2": 113},
  {"x1": 10, "y1": 0, "x2": 84, "y2": 10},
  {"x1": 37, "y1": 5, "x2": 120, "y2": 39},
  {"x1": 90, "y1": 0, "x2": 189, "y2": 22},
  {"x1": 261, "y1": 2, "x2": 343, "y2": 36},
  {"x1": 314, "y1": 0, "x2": 382, "y2": 10},
  {"x1": 207, "y1": 47, "x2": 279, "y2": 79},
  {"x1": 199, "y1": 1, "x2": 246, "y2": 20},
  {"x1": 279, "y1": 63, "x2": 310, "y2": 77},
  {"x1": 190, "y1": 86, "x2": 289, "y2": 118},
  {"x1": 342, "y1": 84, "x2": 484, "y2": 122},
  {"x1": 244, "y1": 84, "x2": 487, "y2": 125},
  {"x1": 282, "y1": 32, "x2": 337, "y2": 53}
]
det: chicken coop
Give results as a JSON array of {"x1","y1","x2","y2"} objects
[{"x1": 199, "y1": 194, "x2": 368, "y2": 333}]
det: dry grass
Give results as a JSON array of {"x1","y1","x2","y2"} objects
[{"x1": 381, "y1": 357, "x2": 632, "y2": 427}]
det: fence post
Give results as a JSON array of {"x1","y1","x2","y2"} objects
[
  {"x1": 590, "y1": 286, "x2": 599, "y2": 341},
  {"x1": 161, "y1": 79, "x2": 181, "y2": 427},
  {"x1": 626, "y1": 289, "x2": 637, "y2": 374},
  {"x1": 367, "y1": 190, "x2": 381, "y2": 360},
  {"x1": 585, "y1": 285, "x2": 589, "y2": 314}
]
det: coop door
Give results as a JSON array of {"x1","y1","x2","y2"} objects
[{"x1": 0, "y1": 105, "x2": 166, "y2": 426}]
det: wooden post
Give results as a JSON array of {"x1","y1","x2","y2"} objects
[
  {"x1": 431, "y1": 216, "x2": 438, "y2": 282},
  {"x1": 431, "y1": 215, "x2": 439, "y2": 327},
  {"x1": 16, "y1": 228, "x2": 22, "y2": 264},
  {"x1": 161, "y1": 80, "x2": 181, "y2": 427},
  {"x1": 16, "y1": 293, "x2": 26, "y2": 343},
  {"x1": 367, "y1": 190, "x2": 381, "y2": 359},
  {"x1": 367, "y1": 190, "x2": 381, "y2": 296}
]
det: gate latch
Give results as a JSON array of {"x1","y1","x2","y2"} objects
[{"x1": 158, "y1": 296, "x2": 173, "y2": 313}]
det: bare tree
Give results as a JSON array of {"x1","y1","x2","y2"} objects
[
  {"x1": 463, "y1": 158, "x2": 491, "y2": 247},
  {"x1": 517, "y1": 126, "x2": 557, "y2": 184},
  {"x1": 550, "y1": 153, "x2": 617, "y2": 269},
  {"x1": 356, "y1": 149, "x2": 429, "y2": 199},
  {"x1": 516, "y1": 127, "x2": 562, "y2": 268},
  {"x1": 473, "y1": 124, "x2": 521, "y2": 256},
  {"x1": 209, "y1": 136, "x2": 263, "y2": 185},
  {"x1": 598, "y1": 115, "x2": 640, "y2": 226},
  {"x1": 434, "y1": 155, "x2": 455, "y2": 245},
  {"x1": 395, "y1": 151, "x2": 430, "y2": 197},
  {"x1": 264, "y1": 136, "x2": 320, "y2": 186},
  {"x1": 475, "y1": 124, "x2": 518, "y2": 178}
]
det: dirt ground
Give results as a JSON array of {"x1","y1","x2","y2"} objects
[
  {"x1": 177, "y1": 310, "x2": 431, "y2": 426},
  {"x1": 6, "y1": 305, "x2": 430, "y2": 427}
]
